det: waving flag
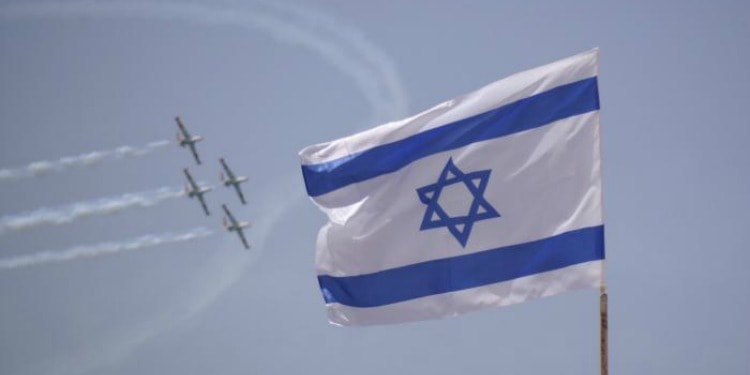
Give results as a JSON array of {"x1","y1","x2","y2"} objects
[{"x1": 299, "y1": 49, "x2": 604, "y2": 326}]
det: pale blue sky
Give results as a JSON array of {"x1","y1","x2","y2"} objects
[{"x1": 1, "y1": 1, "x2": 749, "y2": 374}]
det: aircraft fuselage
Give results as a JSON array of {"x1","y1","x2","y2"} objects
[
  {"x1": 187, "y1": 187, "x2": 211, "y2": 198},
  {"x1": 180, "y1": 136, "x2": 203, "y2": 147},
  {"x1": 227, "y1": 222, "x2": 249, "y2": 231},
  {"x1": 223, "y1": 176, "x2": 248, "y2": 186}
]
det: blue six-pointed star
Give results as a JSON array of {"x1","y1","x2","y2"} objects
[{"x1": 416, "y1": 158, "x2": 501, "y2": 247}]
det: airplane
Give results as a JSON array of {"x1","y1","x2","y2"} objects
[
  {"x1": 183, "y1": 168, "x2": 212, "y2": 216},
  {"x1": 222, "y1": 204, "x2": 250, "y2": 249},
  {"x1": 219, "y1": 157, "x2": 248, "y2": 204},
  {"x1": 175, "y1": 116, "x2": 203, "y2": 165}
]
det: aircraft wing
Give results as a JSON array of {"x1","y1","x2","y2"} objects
[
  {"x1": 219, "y1": 158, "x2": 235, "y2": 179},
  {"x1": 175, "y1": 117, "x2": 191, "y2": 138},
  {"x1": 222, "y1": 204, "x2": 238, "y2": 225},
  {"x1": 237, "y1": 228, "x2": 250, "y2": 249},
  {"x1": 233, "y1": 185, "x2": 246, "y2": 205},
  {"x1": 197, "y1": 195, "x2": 210, "y2": 216},
  {"x1": 183, "y1": 168, "x2": 199, "y2": 189},
  {"x1": 189, "y1": 144, "x2": 202, "y2": 165}
]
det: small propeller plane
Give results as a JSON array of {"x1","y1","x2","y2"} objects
[
  {"x1": 222, "y1": 204, "x2": 250, "y2": 249},
  {"x1": 219, "y1": 157, "x2": 248, "y2": 204},
  {"x1": 183, "y1": 168, "x2": 212, "y2": 216},
  {"x1": 175, "y1": 116, "x2": 203, "y2": 165}
]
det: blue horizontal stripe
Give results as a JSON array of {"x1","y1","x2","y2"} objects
[
  {"x1": 302, "y1": 77, "x2": 599, "y2": 197},
  {"x1": 318, "y1": 225, "x2": 605, "y2": 308}
]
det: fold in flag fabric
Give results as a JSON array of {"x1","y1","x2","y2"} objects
[{"x1": 299, "y1": 49, "x2": 604, "y2": 326}]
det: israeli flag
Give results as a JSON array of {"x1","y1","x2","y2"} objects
[{"x1": 300, "y1": 49, "x2": 604, "y2": 326}]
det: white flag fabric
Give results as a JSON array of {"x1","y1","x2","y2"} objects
[{"x1": 299, "y1": 49, "x2": 604, "y2": 326}]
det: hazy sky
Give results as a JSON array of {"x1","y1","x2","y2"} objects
[{"x1": 1, "y1": 1, "x2": 749, "y2": 374}]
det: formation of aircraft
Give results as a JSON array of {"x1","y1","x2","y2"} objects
[
  {"x1": 220, "y1": 157, "x2": 248, "y2": 204},
  {"x1": 183, "y1": 168, "x2": 212, "y2": 216},
  {"x1": 222, "y1": 204, "x2": 250, "y2": 249},
  {"x1": 176, "y1": 117, "x2": 252, "y2": 249},
  {"x1": 176, "y1": 116, "x2": 203, "y2": 165}
]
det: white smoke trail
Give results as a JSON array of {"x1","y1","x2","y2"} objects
[
  {"x1": 59, "y1": 173, "x2": 303, "y2": 375},
  {"x1": 261, "y1": 1, "x2": 409, "y2": 122},
  {"x1": 0, "y1": 186, "x2": 185, "y2": 235},
  {"x1": 0, "y1": 227, "x2": 213, "y2": 270},
  {"x1": 0, "y1": 2, "x2": 409, "y2": 374},
  {"x1": 0, "y1": 1, "x2": 399, "y2": 125},
  {"x1": 0, "y1": 140, "x2": 170, "y2": 182}
]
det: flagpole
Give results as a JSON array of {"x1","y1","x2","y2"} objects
[{"x1": 600, "y1": 283, "x2": 609, "y2": 375}]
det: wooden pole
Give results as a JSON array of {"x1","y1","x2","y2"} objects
[{"x1": 600, "y1": 284, "x2": 609, "y2": 375}]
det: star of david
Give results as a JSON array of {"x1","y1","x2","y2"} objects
[{"x1": 416, "y1": 158, "x2": 500, "y2": 247}]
